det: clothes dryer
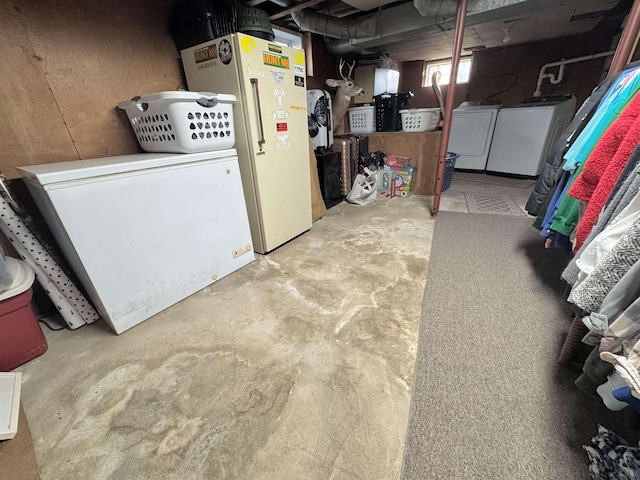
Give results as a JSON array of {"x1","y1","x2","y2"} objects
[
  {"x1": 486, "y1": 94, "x2": 576, "y2": 177},
  {"x1": 448, "y1": 103, "x2": 500, "y2": 171}
]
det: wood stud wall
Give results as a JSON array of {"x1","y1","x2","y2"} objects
[{"x1": 0, "y1": 0, "x2": 184, "y2": 178}]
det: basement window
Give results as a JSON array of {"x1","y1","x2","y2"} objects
[{"x1": 423, "y1": 58, "x2": 472, "y2": 87}]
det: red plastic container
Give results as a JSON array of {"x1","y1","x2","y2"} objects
[{"x1": 0, "y1": 259, "x2": 47, "y2": 371}]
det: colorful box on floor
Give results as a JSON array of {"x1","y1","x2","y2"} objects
[
  {"x1": 385, "y1": 165, "x2": 416, "y2": 197},
  {"x1": 377, "y1": 169, "x2": 396, "y2": 198},
  {"x1": 385, "y1": 155, "x2": 413, "y2": 167}
]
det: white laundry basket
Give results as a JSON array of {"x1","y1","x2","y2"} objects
[
  {"x1": 399, "y1": 108, "x2": 440, "y2": 132},
  {"x1": 118, "y1": 91, "x2": 236, "y2": 153},
  {"x1": 348, "y1": 105, "x2": 375, "y2": 134}
]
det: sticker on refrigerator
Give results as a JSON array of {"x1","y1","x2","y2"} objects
[
  {"x1": 276, "y1": 122, "x2": 288, "y2": 132},
  {"x1": 272, "y1": 109, "x2": 289, "y2": 120},
  {"x1": 263, "y1": 52, "x2": 290, "y2": 69},
  {"x1": 290, "y1": 105, "x2": 306, "y2": 111},
  {"x1": 241, "y1": 36, "x2": 257, "y2": 53},
  {"x1": 219, "y1": 39, "x2": 232, "y2": 65},
  {"x1": 248, "y1": 68, "x2": 265, "y2": 78},
  {"x1": 273, "y1": 87, "x2": 285, "y2": 106},
  {"x1": 268, "y1": 44, "x2": 283, "y2": 54},
  {"x1": 294, "y1": 75, "x2": 305, "y2": 87},
  {"x1": 277, "y1": 133, "x2": 291, "y2": 150},
  {"x1": 194, "y1": 44, "x2": 218, "y2": 64},
  {"x1": 294, "y1": 64, "x2": 304, "y2": 75},
  {"x1": 294, "y1": 51, "x2": 305, "y2": 65},
  {"x1": 270, "y1": 71, "x2": 285, "y2": 84}
]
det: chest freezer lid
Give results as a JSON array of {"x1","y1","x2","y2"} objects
[{"x1": 17, "y1": 149, "x2": 237, "y2": 185}]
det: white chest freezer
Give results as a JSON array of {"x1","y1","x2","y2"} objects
[
  {"x1": 448, "y1": 104, "x2": 500, "y2": 171},
  {"x1": 18, "y1": 150, "x2": 255, "y2": 334}
]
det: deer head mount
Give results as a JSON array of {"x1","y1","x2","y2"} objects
[{"x1": 326, "y1": 59, "x2": 365, "y2": 133}]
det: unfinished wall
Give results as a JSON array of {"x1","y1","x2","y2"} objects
[
  {"x1": 467, "y1": 32, "x2": 611, "y2": 107},
  {"x1": 400, "y1": 30, "x2": 614, "y2": 110},
  {"x1": 306, "y1": 33, "x2": 338, "y2": 91},
  {"x1": 0, "y1": 0, "x2": 183, "y2": 178}
]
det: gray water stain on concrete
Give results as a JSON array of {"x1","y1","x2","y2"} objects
[{"x1": 18, "y1": 196, "x2": 434, "y2": 480}]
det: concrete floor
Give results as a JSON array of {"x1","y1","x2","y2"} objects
[{"x1": 16, "y1": 172, "x2": 535, "y2": 480}]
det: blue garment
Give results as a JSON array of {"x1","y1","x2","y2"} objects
[
  {"x1": 613, "y1": 386, "x2": 640, "y2": 413},
  {"x1": 563, "y1": 66, "x2": 640, "y2": 172},
  {"x1": 540, "y1": 169, "x2": 572, "y2": 236}
]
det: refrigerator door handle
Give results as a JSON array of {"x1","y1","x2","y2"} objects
[{"x1": 250, "y1": 78, "x2": 266, "y2": 151}]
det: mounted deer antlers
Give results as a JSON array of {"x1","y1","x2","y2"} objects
[{"x1": 326, "y1": 59, "x2": 365, "y2": 133}]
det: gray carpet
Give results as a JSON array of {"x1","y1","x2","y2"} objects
[
  {"x1": 453, "y1": 172, "x2": 536, "y2": 188},
  {"x1": 402, "y1": 212, "x2": 638, "y2": 480}
]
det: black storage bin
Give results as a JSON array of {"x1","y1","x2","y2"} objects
[
  {"x1": 169, "y1": 0, "x2": 238, "y2": 51},
  {"x1": 315, "y1": 151, "x2": 343, "y2": 208},
  {"x1": 374, "y1": 93, "x2": 413, "y2": 132},
  {"x1": 236, "y1": 4, "x2": 274, "y2": 40},
  {"x1": 442, "y1": 152, "x2": 459, "y2": 191}
]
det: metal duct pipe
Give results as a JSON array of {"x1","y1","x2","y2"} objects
[
  {"x1": 324, "y1": 0, "x2": 535, "y2": 56},
  {"x1": 290, "y1": 9, "x2": 378, "y2": 39},
  {"x1": 413, "y1": 0, "x2": 457, "y2": 17}
]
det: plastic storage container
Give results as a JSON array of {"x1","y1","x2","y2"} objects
[
  {"x1": 348, "y1": 105, "x2": 375, "y2": 134},
  {"x1": 374, "y1": 93, "x2": 413, "y2": 132},
  {"x1": 118, "y1": 91, "x2": 236, "y2": 154},
  {"x1": 236, "y1": 4, "x2": 274, "y2": 40},
  {"x1": 0, "y1": 257, "x2": 47, "y2": 371},
  {"x1": 400, "y1": 108, "x2": 440, "y2": 132},
  {"x1": 442, "y1": 152, "x2": 459, "y2": 191}
]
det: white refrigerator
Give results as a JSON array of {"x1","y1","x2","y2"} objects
[
  {"x1": 18, "y1": 150, "x2": 254, "y2": 334},
  {"x1": 181, "y1": 33, "x2": 312, "y2": 254}
]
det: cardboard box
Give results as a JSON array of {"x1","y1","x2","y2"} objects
[
  {"x1": 385, "y1": 165, "x2": 416, "y2": 197},
  {"x1": 377, "y1": 169, "x2": 396, "y2": 198},
  {"x1": 385, "y1": 155, "x2": 413, "y2": 167}
]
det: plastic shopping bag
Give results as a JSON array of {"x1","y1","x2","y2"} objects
[{"x1": 346, "y1": 169, "x2": 377, "y2": 206}]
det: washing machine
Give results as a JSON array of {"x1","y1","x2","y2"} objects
[
  {"x1": 448, "y1": 103, "x2": 501, "y2": 171},
  {"x1": 486, "y1": 94, "x2": 576, "y2": 178}
]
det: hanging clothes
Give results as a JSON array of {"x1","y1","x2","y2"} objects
[
  {"x1": 562, "y1": 159, "x2": 640, "y2": 286},
  {"x1": 539, "y1": 170, "x2": 572, "y2": 237},
  {"x1": 600, "y1": 294, "x2": 640, "y2": 356},
  {"x1": 526, "y1": 73, "x2": 620, "y2": 216},
  {"x1": 568, "y1": 216, "x2": 640, "y2": 313},
  {"x1": 581, "y1": 260, "x2": 640, "y2": 343},
  {"x1": 568, "y1": 95, "x2": 640, "y2": 251},
  {"x1": 563, "y1": 66, "x2": 640, "y2": 172},
  {"x1": 542, "y1": 68, "x2": 640, "y2": 242},
  {"x1": 548, "y1": 161, "x2": 586, "y2": 237},
  {"x1": 574, "y1": 190, "x2": 640, "y2": 285}
]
